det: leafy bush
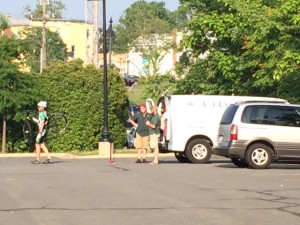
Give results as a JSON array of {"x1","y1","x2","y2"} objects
[{"x1": 31, "y1": 60, "x2": 129, "y2": 151}]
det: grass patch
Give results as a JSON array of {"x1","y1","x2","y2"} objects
[{"x1": 128, "y1": 83, "x2": 145, "y2": 104}]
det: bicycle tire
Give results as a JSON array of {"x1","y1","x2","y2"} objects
[
  {"x1": 23, "y1": 120, "x2": 33, "y2": 143},
  {"x1": 48, "y1": 113, "x2": 68, "y2": 134}
]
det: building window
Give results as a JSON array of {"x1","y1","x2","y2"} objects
[{"x1": 67, "y1": 45, "x2": 75, "y2": 58}]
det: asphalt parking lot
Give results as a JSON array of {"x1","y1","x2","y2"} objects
[{"x1": 1, "y1": 154, "x2": 300, "y2": 225}]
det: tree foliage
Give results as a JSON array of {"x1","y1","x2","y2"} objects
[
  {"x1": 32, "y1": 60, "x2": 129, "y2": 151},
  {"x1": 0, "y1": 36, "x2": 37, "y2": 117},
  {"x1": 18, "y1": 27, "x2": 67, "y2": 73},
  {"x1": 0, "y1": 36, "x2": 38, "y2": 152},
  {"x1": 176, "y1": 0, "x2": 300, "y2": 102},
  {"x1": 140, "y1": 75, "x2": 176, "y2": 103},
  {"x1": 114, "y1": 1, "x2": 186, "y2": 53},
  {"x1": 23, "y1": 0, "x2": 66, "y2": 20},
  {"x1": 0, "y1": 14, "x2": 9, "y2": 31}
]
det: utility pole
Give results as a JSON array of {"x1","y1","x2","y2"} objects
[
  {"x1": 93, "y1": 1, "x2": 99, "y2": 67},
  {"x1": 86, "y1": 0, "x2": 100, "y2": 67},
  {"x1": 40, "y1": 0, "x2": 47, "y2": 73}
]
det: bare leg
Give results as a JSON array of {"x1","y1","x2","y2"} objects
[
  {"x1": 41, "y1": 143, "x2": 51, "y2": 159},
  {"x1": 142, "y1": 148, "x2": 147, "y2": 159},
  {"x1": 35, "y1": 143, "x2": 41, "y2": 161},
  {"x1": 153, "y1": 147, "x2": 159, "y2": 163},
  {"x1": 137, "y1": 148, "x2": 142, "y2": 159}
]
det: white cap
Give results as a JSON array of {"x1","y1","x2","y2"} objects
[{"x1": 37, "y1": 101, "x2": 47, "y2": 108}]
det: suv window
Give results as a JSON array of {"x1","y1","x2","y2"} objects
[
  {"x1": 241, "y1": 105, "x2": 269, "y2": 124},
  {"x1": 242, "y1": 105, "x2": 300, "y2": 127},
  {"x1": 220, "y1": 104, "x2": 238, "y2": 125},
  {"x1": 268, "y1": 106, "x2": 300, "y2": 127}
]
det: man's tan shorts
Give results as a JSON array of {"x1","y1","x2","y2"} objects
[
  {"x1": 149, "y1": 133, "x2": 160, "y2": 149},
  {"x1": 136, "y1": 133, "x2": 149, "y2": 149}
]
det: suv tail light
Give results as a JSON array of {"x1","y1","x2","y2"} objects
[{"x1": 230, "y1": 125, "x2": 238, "y2": 140}]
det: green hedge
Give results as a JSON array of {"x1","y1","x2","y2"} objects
[{"x1": 7, "y1": 60, "x2": 129, "y2": 152}]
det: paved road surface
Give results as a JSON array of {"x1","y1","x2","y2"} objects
[{"x1": 1, "y1": 155, "x2": 300, "y2": 225}]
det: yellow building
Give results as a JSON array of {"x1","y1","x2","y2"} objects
[{"x1": 9, "y1": 18, "x2": 94, "y2": 65}]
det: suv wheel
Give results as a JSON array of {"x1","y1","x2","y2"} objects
[
  {"x1": 174, "y1": 152, "x2": 190, "y2": 163},
  {"x1": 231, "y1": 158, "x2": 248, "y2": 168},
  {"x1": 245, "y1": 143, "x2": 272, "y2": 169},
  {"x1": 185, "y1": 139, "x2": 211, "y2": 163}
]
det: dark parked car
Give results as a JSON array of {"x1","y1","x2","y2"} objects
[
  {"x1": 125, "y1": 104, "x2": 140, "y2": 128},
  {"x1": 124, "y1": 105, "x2": 139, "y2": 148},
  {"x1": 124, "y1": 75, "x2": 139, "y2": 86},
  {"x1": 129, "y1": 104, "x2": 139, "y2": 116},
  {"x1": 125, "y1": 126, "x2": 136, "y2": 149}
]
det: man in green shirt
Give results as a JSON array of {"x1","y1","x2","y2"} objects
[
  {"x1": 146, "y1": 106, "x2": 161, "y2": 164},
  {"x1": 128, "y1": 104, "x2": 151, "y2": 163}
]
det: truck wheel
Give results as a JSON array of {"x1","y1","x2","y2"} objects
[
  {"x1": 185, "y1": 139, "x2": 211, "y2": 163},
  {"x1": 231, "y1": 158, "x2": 248, "y2": 168},
  {"x1": 245, "y1": 143, "x2": 272, "y2": 169},
  {"x1": 174, "y1": 152, "x2": 190, "y2": 163}
]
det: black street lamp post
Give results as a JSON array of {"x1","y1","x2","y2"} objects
[{"x1": 100, "y1": 0, "x2": 112, "y2": 143}]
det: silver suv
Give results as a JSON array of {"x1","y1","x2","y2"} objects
[{"x1": 213, "y1": 102, "x2": 300, "y2": 169}]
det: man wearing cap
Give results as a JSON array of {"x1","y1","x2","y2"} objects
[
  {"x1": 32, "y1": 101, "x2": 52, "y2": 164},
  {"x1": 146, "y1": 106, "x2": 161, "y2": 164},
  {"x1": 128, "y1": 103, "x2": 151, "y2": 163}
]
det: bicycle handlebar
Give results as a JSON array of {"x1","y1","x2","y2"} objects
[{"x1": 22, "y1": 110, "x2": 36, "y2": 115}]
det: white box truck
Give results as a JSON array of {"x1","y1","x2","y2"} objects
[{"x1": 146, "y1": 95, "x2": 287, "y2": 163}]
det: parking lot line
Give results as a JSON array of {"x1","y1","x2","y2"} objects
[{"x1": 251, "y1": 173, "x2": 300, "y2": 176}]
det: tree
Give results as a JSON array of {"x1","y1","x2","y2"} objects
[
  {"x1": 24, "y1": 0, "x2": 66, "y2": 20},
  {"x1": 140, "y1": 74, "x2": 176, "y2": 102},
  {"x1": 176, "y1": 0, "x2": 300, "y2": 99},
  {"x1": 114, "y1": 1, "x2": 183, "y2": 52},
  {"x1": 112, "y1": 1, "x2": 182, "y2": 100},
  {"x1": 18, "y1": 27, "x2": 67, "y2": 73},
  {"x1": 0, "y1": 36, "x2": 37, "y2": 153},
  {"x1": 0, "y1": 14, "x2": 9, "y2": 32}
]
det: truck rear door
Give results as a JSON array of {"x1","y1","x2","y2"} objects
[{"x1": 157, "y1": 97, "x2": 171, "y2": 142}]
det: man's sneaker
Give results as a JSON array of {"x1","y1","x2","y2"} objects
[
  {"x1": 43, "y1": 159, "x2": 52, "y2": 164},
  {"x1": 32, "y1": 160, "x2": 41, "y2": 164},
  {"x1": 142, "y1": 159, "x2": 147, "y2": 163},
  {"x1": 135, "y1": 159, "x2": 142, "y2": 163}
]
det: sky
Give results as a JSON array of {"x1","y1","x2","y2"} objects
[{"x1": 0, "y1": 0, "x2": 180, "y2": 24}]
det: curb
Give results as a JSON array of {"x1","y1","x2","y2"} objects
[
  {"x1": 0, "y1": 153, "x2": 77, "y2": 159},
  {"x1": 0, "y1": 152, "x2": 175, "y2": 159}
]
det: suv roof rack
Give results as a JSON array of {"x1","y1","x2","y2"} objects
[{"x1": 235, "y1": 100, "x2": 289, "y2": 104}]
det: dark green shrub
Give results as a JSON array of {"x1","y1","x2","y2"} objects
[{"x1": 32, "y1": 60, "x2": 129, "y2": 151}]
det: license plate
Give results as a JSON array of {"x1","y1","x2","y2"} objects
[{"x1": 218, "y1": 136, "x2": 223, "y2": 142}]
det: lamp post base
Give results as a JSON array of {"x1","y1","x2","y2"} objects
[
  {"x1": 100, "y1": 135, "x2": 113, "y2": 143},
  {"x1": 98, "y1": 141, "x2": 113, "y2": 156}
]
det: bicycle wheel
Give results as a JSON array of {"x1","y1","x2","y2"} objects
[
  {"x1": 23, "y1": 120, "x2": 33, "y2": 143},
  {"x1": 48, "y1": 113, "x2": 68, "y2": 134}
]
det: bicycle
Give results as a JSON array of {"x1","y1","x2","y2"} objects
[{"x1": 23, "y1": 110, "x2": 68, "y2": 144}]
